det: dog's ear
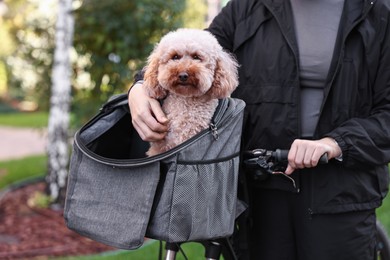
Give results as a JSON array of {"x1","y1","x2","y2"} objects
[
  {"x1": 208, "y1": 51, "x2": 239, "y2": 99},
  {"x1": 144, "y1": 48, "x2": 167, "y2": 99}
]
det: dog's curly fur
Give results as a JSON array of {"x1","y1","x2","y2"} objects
[{"x1": 144, "y1": 28, "x2": 239, "y2": 156}]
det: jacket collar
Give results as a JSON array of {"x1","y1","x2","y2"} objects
[
  {"x1": 326, "y1": 0, "x2": 375, "y2": 85},
  {"x1": 262, "y1": 0, "x2": 376, "y2": 34},
  {"x1": 262, "y1": 0, "x2": 298, "y2": 60}
]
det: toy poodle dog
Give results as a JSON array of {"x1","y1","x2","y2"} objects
[{"x1": 143, "y1": 28, "x2": 239, "y2": 156}]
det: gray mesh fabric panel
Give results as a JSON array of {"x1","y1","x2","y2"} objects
[
  {"x1": 146, "y1": 156, "x2": 239, "y2": 242},
  {"x1": 169, "y1": 158, "x2": 238, "y2": 241}
]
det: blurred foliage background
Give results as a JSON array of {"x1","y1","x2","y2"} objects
[
  {"x1": 0, "y1": 1, "x2": 390, "y2": 258},
  {"x1": 0, "y1": 0, "x2": 216, "y2": 127}
]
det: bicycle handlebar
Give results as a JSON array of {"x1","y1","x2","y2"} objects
[
  {"x1": 243, "y1": 149, "x2": 329, "y2": 181},
  {"x1": 244, "y1": 148, "x2": 328, "y2": 164}
]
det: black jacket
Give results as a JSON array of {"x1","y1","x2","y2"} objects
[{"x1": 208, "y1": 0, "x2": 390, "y2": 214}]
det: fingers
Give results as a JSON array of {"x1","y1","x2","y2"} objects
[
  {"x1": 285, "y1": 164, "x2": 295, "y2": 175},
  {"x1": 128, "y1": 84, "x2": 168, "y2": 142},
  {"x1": 149, "y1": 100, "x2": 168, "y2": 125},
  {"x1": 132, "y1": 112, "x2": 168, "y2": 142},
  {"x1": 133, "y1": 99, "x2": 168, "y2": 141},
  {"x1": 285, "y1": 139, "x2": 332, "y2": 175}
]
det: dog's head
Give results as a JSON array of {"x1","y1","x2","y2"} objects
[{"x1": 143, "y1": 28, "x2": 239, "y2": 100}]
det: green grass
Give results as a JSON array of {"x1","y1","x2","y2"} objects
[
  {"x1": 52, "y1": 241, "x2": 209, "y2": 260},
  {"x1": 376, "y1": 166, "x2": 390, "y2": 245},
  {"x1": 0, "y1": 111, "x2": 49, "y2": 128},
  {"x1": 0, "y1": 155, "x2": 47, "y2": 189},
  {"x1": 377, "y1": 170, "x2": 390, "y2": 232}
]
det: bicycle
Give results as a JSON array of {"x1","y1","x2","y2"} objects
[
  {"x1": 163, "y1": 239, "x2": 237, "y2": 260},
  {"x1": 159, "y1": 148, "x2": 390, "y2": 260}
]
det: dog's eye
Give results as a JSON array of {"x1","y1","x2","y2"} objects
[
  {"x1": 172, "y1": 54, "x2": 181, "y2": 60},
  {"x1": 192, "y1": 54, "x2": 202, "y2": 61}
]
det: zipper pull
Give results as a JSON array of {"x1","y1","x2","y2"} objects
[{"x1": 210, "y1": 123, "x2": 219, "y2": 140}]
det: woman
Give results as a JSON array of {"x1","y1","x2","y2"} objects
[{"x1": 129, "y1": 0, "x2": 390, "y2": 259}]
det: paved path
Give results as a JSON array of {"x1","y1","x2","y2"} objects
[{"x1": 0, "y1": 127, "x2": 47, "y2": 161}]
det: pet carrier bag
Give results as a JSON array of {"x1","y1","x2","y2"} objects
[{"x1": 64, "y1": 93, "x2": 246, "y2": 250}]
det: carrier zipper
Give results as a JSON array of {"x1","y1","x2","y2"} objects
[
  {"x1": 159, "y1": 98, "x2": 242, "y2": 158},
  {"x1": 210, "y1": 123, "x2": 219, "y2": 140},
  {"x1": 208, "y1": 99, "x2": 228, "y2": 140},
  {"x1": 75, "y1": 98, "x2": 244, "y2": 167},
  {"x1": 208, "y1": 98, "x2": 244, "y2": 141},
  {"x1": 75, "y1": 128, "x2": 210, "y2": 167},
  {"x1": 177, "y1": 152, "x2": 240, "y2": 165},
  {"x1": 212, "y1": 99, "x2": 228, "y2": 124}
]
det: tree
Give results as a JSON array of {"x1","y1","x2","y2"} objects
[
  {"x1": 3, "y1": 0, "x2": 202, "y2": 204},
  {"x1": 4, "y1": 0, "x2": 192, "y2": 121},
  {"x1": 182, "y1": 0, "x2": 208, "y2": 29},
  {"x1": 71, "y1": 0, "x2": 186, "y2": 125},
  {"x1": 4, "y1": 0, "x2": 56, "y2": 108},
  {"x1": 46, "y1": 0, "x2": 74, "y2": 203}
]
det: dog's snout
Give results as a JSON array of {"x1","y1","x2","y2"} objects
[{"x1": 178, "y1": 72, "x2": 189, "y2": 82}]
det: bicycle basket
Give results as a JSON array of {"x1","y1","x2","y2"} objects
[{"x1": 64, "y1": 93, "x2": 246, "y2": 250}]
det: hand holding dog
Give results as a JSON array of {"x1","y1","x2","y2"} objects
[{"x1": 128, "y1": 83, "x2": 168, "y2": 142}]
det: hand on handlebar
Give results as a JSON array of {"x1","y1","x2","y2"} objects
[
  {"x1": 284, "y1": 137, "x2": 342, "y2": 175},
  {"x1": 128, "y1": 83, "x2": 169, "y2": 142}
]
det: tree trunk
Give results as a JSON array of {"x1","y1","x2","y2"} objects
[{"x1": 46, "y1": 0, "x2": 74, "y2": 204}]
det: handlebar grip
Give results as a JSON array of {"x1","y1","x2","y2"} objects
[
  {"x1": 274, "y1": 149, "x2": 289, "y2": 162},
  {"x1": 274, "y1": 149, "x2": 329, "y2": 164},
  {"x1": 319, "y1": 153, "x2": 329, "y2": 164}
]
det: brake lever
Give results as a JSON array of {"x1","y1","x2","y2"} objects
[{"x1": 243, "y1": 150, "x2": 296, "y2": 187}]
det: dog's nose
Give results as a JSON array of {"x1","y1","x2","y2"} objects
[{"x1": 178, "y1": 72, "x2": 189, "y2": 82}]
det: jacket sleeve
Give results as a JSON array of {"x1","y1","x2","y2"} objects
[{"x1": 326, "y1": 10, "x2": 390, "y2": 168}]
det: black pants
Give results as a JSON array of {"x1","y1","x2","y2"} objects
[{"x1": 247, "y1": 178, "x2": 377, "y2": 260}]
